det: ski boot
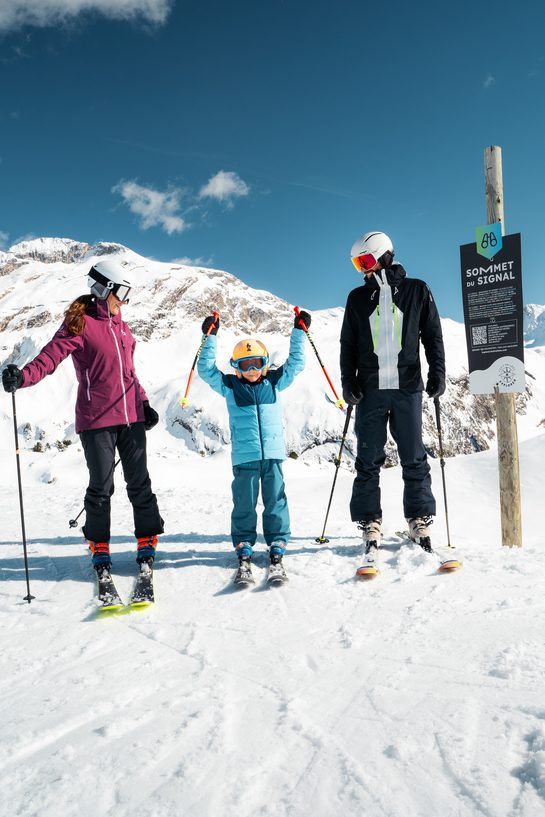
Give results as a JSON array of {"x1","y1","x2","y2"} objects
[
  {"x1": 267, "y1": 542, "x2": 287, "y2": 584},
  {"x1": 355, "y1": 520, "x2": 381, "y2": 578},
  {"x1": 407, "y1": 516, "x2": 433, "y2": 553},
  {"x1": 130, "y1": 556, "x2": 155, "y2": 606},
  {"x1": 357, "y1": 519, "x2": 382, "y2": 549},
  {"x1": 94, "y1": 562, "x2": 124, "y2": 611},
  {"x1": 234, "y1": 543, "x2": 254, "y2": 586}
]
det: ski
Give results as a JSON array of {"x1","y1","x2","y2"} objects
[
  {"x1": 267, "y1": 561, "x2": 288, "y2": 585},
  {"x1": 355, "y1": 544, "x2": 380, "y2": 580},
  {"x1": 395, "y1": 531, "x2": 463, "y2": 572},
  {"x1": 129, "y1": 558, "x2": 155, "y2": 607},
  {"x1": 95, "y1": 565, "x2": 124, "y2": 613},
  {"x1": 234, "y1": 559, "x2": 255, "y2": 587}
]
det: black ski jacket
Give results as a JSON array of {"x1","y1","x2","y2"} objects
[{"x1": 340, "y1": 263, "x2": 445, "y2": 393}]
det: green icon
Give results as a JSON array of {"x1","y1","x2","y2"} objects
[{"x1": 476, "y1": 223, "x2": 502, "y2": 259}]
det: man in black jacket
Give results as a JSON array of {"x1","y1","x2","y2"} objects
[{"x1": 340, "y1": 231, "x2": 446, "y2": 558}]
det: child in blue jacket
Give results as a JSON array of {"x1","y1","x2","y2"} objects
[{"x1": 197, "y1": 311, "x2": 309, "y2": 583}]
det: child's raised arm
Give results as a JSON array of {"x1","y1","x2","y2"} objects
[
  {"x1": 197, "y1": 315, "x2": 230, "y2": 397},
  {"x1": 268, "y1": 311, "x2": 309, "y2": 391}
]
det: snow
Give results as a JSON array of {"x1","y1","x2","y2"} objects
[
  {"x1": 1, "y1": 427, "x2": 544, "y2": 816},
  {"x1": 1, "y1": 241, "x2": 545, "y2": 816}
]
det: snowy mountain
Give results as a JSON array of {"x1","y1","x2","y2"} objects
[
  {"x1": 1, "y1": 237, "x2": 545, "y2": 473},
  {"x1": 524, "y1": 303, "x2": 545, "y2": 348}
]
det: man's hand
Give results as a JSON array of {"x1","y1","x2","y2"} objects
[
  {"x1": 143, "y1": 401, "x2": 159, "y2": 430},
  {"x1": 426, "y1": 374, "x2": 446, "y2": 399},
  {"x1": 2, "y1": 364, "x2": 23, "y2": 393},
  {"x1": 201, "y1": 315, "x2": 220, "y2": 335},
  {"x1": 342, "y1": 380, "x2": 363, "y2": 406},
  {"x1": 294, "y1": 310, "x2": 311, "y2": 331}
]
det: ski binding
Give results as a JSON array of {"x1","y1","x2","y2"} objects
[
  {"x1": 355, "y1": 544, "x2": 380, "y2": 580},
  {"x1": 268, "y1": 562, "x2": 288, "y2": 585},
  {"x1": 129, "y1": 559, "x2": 155, "y2": 607},
  {"x1": 95, "y1": 565, "x2": 124, "y2": 613},
  {"x1": 234, "y1": 559, "x2": 255, "y2": 587}
]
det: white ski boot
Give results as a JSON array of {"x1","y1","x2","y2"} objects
[
  {"x1": 355, "y1": 519, "x2": 381, "y2": 578},
  {"x1": 407, "y1": 516, "x2": 433, "y2": 553}
]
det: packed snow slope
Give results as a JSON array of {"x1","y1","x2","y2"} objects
[
  {"x1": 1, "y1": 238, "x2": 545, "y2": 817},
  {"x1": 1, "y1": 439, "x2": 544, "y2": 817}
]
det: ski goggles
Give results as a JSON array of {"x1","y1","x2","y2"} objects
[
  {"x1": 112, "y1": 283, "x2": 131, "y2": 303},
  {"x1": 351, "y1": 252, "x2": 377, "y2": 272},
  {"x1": 230, "y1": 355, "x2": 269, "y2": 372}
]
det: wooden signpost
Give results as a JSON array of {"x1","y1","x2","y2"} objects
[
  {"x1": 484, "y1": 146, "x2": 523, "y2": 548},
  {"x1": 460, "y1": 146, "x2": 523, "y2": 547}
]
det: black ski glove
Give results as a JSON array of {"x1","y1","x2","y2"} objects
[
  {"x1": 294, "y1": 310, "x2": 311, "y2": 330},
  {"x1": 201, "y1": 315, "x2": 220, "y2": 335},
  {"x1": 425, "y1": 373, "x2": 446, "y2": 399},
  {"x1": 2, "y1": 364, "x2": 24, "y2": 393},
  {"x1": 342, "y1": 380, "x2": 363, "y2": 406},
  {"x1": 143, "y1": 401, "x2": 159, "y2": 431}
]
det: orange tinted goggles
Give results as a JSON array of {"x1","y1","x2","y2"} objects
[{"x1": 351, "y1": 252, "x2": 377, "y2": 272}]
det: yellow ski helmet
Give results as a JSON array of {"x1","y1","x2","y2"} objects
[{"x1": 230, "y1": 338, "x2": 269, "y2": 378}]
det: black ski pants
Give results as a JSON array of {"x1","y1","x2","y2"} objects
[
  {"x1": 80, "y1": 423, "x2": 164, "y2": 543},
  {"x1": 350, "y1": 389, "x2": 436, "y2": 523}
]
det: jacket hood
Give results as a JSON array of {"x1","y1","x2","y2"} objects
[{"x1": 364, "y1": 263, "x2": 407, "y2": 288}]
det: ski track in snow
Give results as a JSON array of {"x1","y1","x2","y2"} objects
[{"x1": 1, "y1": 444, "x2": 545, "y2": 817}]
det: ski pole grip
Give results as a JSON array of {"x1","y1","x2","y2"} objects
[
  {"x1": 434, "y1": 396, "x2": 442, "y2": 432},
  {"x1": 204, "y1": 311, "x2": 221, "y2": 338},
  {"x1": 293, "y1": 305, "x2": 308, "y2": 332}
]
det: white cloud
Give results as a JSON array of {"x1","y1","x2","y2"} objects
[
  {"x1": 172, "y1": 256, "x2": 213, "y2": 267},
  {"x1": 0, "y1": 230, "x2": 9, "y2": 249},
  {"x1": 199, "y1": 171, "x2": 250, "y2": 207},
  {"x1": 113, "y1": 180, "x2": 188, "y2": 235},
  {"x1": 0, "y1": 0, "x2": 172, "y2": 32},
  {"x1": 483, "y1": 74, "x2": 496, "y2": 89}
]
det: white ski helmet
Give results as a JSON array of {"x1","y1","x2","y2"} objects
[
  {"x1": 350, "y1": 231, "x2": 394, "y2": 272},
  {"x1": 87, "y1": 258, "x2": 132, "y2": 302}
]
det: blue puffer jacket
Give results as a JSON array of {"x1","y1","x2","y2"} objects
[{"x1": 198, "y1": 329, "x2": 305, "y2": 465}]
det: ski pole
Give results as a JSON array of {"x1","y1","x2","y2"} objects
[
  {"x1": 293, "y1": 306, "x2": 345, "y2": 410},
  {"x1": 434, "y1": 397, "x2": 453, "y2": 549},
  {"x1": 10, "y1": 392, "x2": 35, "y2": 603},
  {"x1": 68, "y1": 458, "x2": 121, "y2": 528},
  {"x1": 315, "y1": 404, "x2": 353, "y2": 543},
  {"x1": 179, "y1": 311, "x2": 220, "y2": 409}
]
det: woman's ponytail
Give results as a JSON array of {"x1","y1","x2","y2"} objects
[{"x1": 64, "y1": 294, "x2": 94, "y2": 336}]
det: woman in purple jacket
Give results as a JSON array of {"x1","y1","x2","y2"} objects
[{"x1": 2, "y1": 259, "x2": 164, "y2": 573}]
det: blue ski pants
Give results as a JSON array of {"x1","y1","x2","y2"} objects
[
  {"x1": 350, "y1": 389, "x2": 436, "y2": 522},
  {"x1": 230, "y1": 459, "x2": 290, "y2": 549}
]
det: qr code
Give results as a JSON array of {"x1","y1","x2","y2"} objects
[{"x1": 472, "y1": 325, "x2": 487, "y2": 345}]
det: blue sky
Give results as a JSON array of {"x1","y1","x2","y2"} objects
[{"x1": 0, "y1": 0, "x2": 543, "y2": 321}]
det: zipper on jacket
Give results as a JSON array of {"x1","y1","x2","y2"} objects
[
  {"x1": 109, "y1": 319, "x2": 130, "y2": 425},
  {"x1": 254, "y1": 388, "x2": 265, "y2": 459},
  {"x1": 85, "y1": 369, "x2": 91, "y2": 401}
]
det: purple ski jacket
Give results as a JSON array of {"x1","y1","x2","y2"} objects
[{"x1": 21, "y1": 299, "x2": 147, "y2": 433}]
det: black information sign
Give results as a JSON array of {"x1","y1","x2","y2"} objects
[{"x1": 460, "y1": 232, "x2": 525, "y2": 394}]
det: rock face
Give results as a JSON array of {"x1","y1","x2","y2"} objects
[{"x1": 1, "y1": 238, "x2": 544, "y2": 467}]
